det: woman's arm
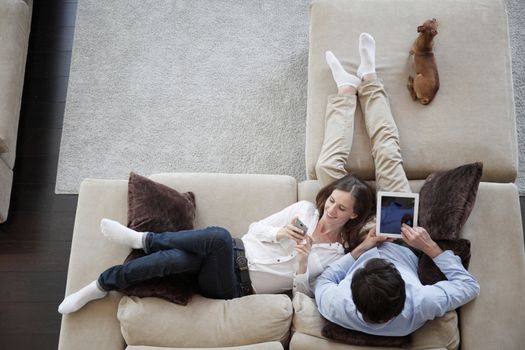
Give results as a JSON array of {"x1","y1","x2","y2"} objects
[{"x1": 245, "y1": 201, "x2": 313, "y2": 243}]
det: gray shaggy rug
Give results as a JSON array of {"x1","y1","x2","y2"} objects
[{"x1": 56, "y1": 0, "x2": 309, "y2": 193}]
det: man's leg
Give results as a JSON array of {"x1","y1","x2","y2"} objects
[
  {"x1": 316, "y1": 51, "x2": 360, "y2": 188},
  {"x1": 357, "y1": 34, "x2": 411, "y2": 193}
]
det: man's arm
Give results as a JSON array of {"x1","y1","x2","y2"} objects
[
  {"x1": 315, "y1": 227, "x2": 391, "y2": 328},
  {"x1": 415, "y1": 251, "x2": 480, "y2": 321},
  {"x1": 401, "y1": 225, "x2": 480, "y2": 318},
  {"x1": 316, "y1": 226, "x2": 390, "y2": 289},
  {"x1": 315, "y1": 252, "x2": 359, "y2": 328}
]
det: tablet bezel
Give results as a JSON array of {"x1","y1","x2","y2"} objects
[{"x1": 376, "y1": 191, "x2": 419, "y2": 238}]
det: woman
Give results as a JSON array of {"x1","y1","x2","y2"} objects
[
  {"x1": 59, "y1": 32, "x2": 403, "y2": 314},
  {"x1": 58, "y1": 174, "x2": 374, "y2": 314}
]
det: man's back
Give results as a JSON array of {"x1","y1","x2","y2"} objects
[{"x1": 315, "y1": 241, "x2": 480, "y2": 336}]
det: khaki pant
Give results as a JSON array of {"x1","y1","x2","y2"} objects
[{"x1": 315, "y1": 79, "x2": 411, "y2": 193}]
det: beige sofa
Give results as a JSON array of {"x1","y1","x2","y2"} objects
[
  {"x1": 0, "y1": 0, "x2": 32, "y2": 223},
  {"x1": 59, "y1": 0, "x2": 525, "y2": 349},
  {"x1": 59, "y1": 174, "x2": 525, "y2": 350}
]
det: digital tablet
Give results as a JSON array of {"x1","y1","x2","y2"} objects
[{"x1": 376, "y1": 191, "x2": 419, "y2": 238}]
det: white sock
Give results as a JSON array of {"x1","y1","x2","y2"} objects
[
  {"x1": 58, "y1": 280, "x2": 107, "y2": 314},
  {"x1": 100, "y1": 218, "x2": 144, "y2": 249},
  {"x1": 357, "y1": 33, "x2": 376, "y2": 79},
  {"x1": 325, "y1": 51, "x2": 361, "y2": 88}
]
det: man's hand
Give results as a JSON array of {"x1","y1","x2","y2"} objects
[
  {"x1": 401, "y1": 224, "x2": 443, "y2": 258},
  {"x1": 276, "y1": 216, "x2": 307, "y2": 244},
  {"x1": 351, "y1": 226, "x2": 392, "y2": 260}
]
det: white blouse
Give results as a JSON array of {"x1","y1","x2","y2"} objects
[{"x1": 241, "y1": 200, "x2": 345, "y2": 297}]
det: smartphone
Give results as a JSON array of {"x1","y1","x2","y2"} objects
[{"x1": 293, "y1": 218, "x2": 308, "y2": 235}]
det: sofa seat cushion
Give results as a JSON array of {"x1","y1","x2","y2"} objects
[
  {"x1": 292, "y1": 292, "x2": 459, "y2": 349},
  {"x1": 298, "y1": 180, "x2": 525, "y2": 349},
  {"x1": 306, "y1": 0, "x2": 516, "y2": 183},
  {"x1": 59, "y1": 173, "x2": 299, "y2": 350},
  {"x1": 118, "y1": 295, "x2": 293, "y2": 348}
]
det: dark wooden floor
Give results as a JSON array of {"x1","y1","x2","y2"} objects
[
  {"x1": 0, "y1": 1, "x2": 524, "y2": 349},
  {"x1": 0, "y1": 1, "x2": 78, "y2": 349}
]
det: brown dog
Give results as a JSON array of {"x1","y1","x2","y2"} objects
[{"x1": 408, "y1": 19, "x2": 439, "y2": 105}]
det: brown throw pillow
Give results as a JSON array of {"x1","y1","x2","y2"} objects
[
  {"x1": 127, "y1": 172, "x2": 196, "y2": 233},
  {"x1": 118, "y1": 172, "x2": 198, "y2": 305},
  {"x1": 417, "y1": 162, "x2": 483, "y2": 285},
  {"x1": 322, "y1": 321, "x2": 411, "y2": 348}
]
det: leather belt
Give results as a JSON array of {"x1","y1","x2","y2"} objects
[{"x1": 232, "y1": 238, "x2": 254, "y2": 296}]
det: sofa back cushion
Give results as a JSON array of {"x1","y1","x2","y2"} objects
[
  {"x1": 149, "y1": 173, "x2": 297, "y2": 237},
  {"x1": 118, "y1": 295, "x2": 293, "y2": 348}
]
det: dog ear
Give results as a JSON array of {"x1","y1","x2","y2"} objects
[{"x1": 417, "y1": 25, "x2": 424, "y2": 33}]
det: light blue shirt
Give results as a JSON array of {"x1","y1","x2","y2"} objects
[{"x1": 315, "y1": 242, "x2": 480, "y2": 336}]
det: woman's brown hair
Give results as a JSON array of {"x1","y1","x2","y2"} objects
[{"x1": 315, "y1": 174, "x2": 375, "y2": 252}]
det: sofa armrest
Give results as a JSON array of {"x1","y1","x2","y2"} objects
[
  {"x1": 458, "y1": 183, "x2": 525, "y2": 349},
  {"x1": 58, "y1": 179, "x2": 130, "y2": 350}
]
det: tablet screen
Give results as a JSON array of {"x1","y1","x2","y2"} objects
[{"x1": 377, "y1": 192, "x2": 418, "y2": 236}]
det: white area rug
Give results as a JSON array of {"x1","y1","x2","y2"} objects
[
  {"x1": 56, "y1": 0, "x2": 309, "y2": 193},
  {"x1": 57, "y1": 0, "x2": 525, "y2": 194}
]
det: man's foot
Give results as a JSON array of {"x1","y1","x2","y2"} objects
[
  {"x1": 100, "y1": 218, "x2": 144, "y2": 249},
  {"x1": 357, "y1": 33, "x2": 376, "y2": 80},
  {"x1": 325, "y1": 51, "x2": 361, "y2": 90},
  {"x1": 58, "y1": 280, "x2": 107, "y2": 314}
]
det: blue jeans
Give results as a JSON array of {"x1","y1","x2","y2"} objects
[{"x1": 98, "y1": 226, "x2": 240, "y2": 299}]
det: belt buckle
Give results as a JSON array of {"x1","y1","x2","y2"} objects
[{"x1": 236, "y1": 255, "x2": 248, "y2": 270}]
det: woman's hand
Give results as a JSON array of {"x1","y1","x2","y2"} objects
[
  {"x1": 401, "y1": 224, "x2": 443, "y2": 258},
  {"x1": 351, "y1": 226, "x2": 392, "y2": 260},
  {"x1": 276, "y1": 216, "x2": 307, "y2": 244},
  {"x1": 295, "y1": 235, "x2": 314, "y2": 274}
]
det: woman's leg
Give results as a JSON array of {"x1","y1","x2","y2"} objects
[
  {"x1": 99, "y1": 226, "x2": 238, "y2": 299},
  {"x1": 356, "y1": 34, "x2": 411, "y2": 193},
  {"x1": 315, "y1": 51, "x2": 360, "y2": 188},
  {"x1": 58, "y1": 247, "x2": 204, "y2": 315},
  {"x1": 142, "y1": 226, "x2": 239, "y2": 299},
  {"x1": 97, "y1": 246, "x2": 202, "y2": 290},
  {"x1": 58, "y1": 226, "x2": 239, "y2": 314},
  {"x1": 100, "y1": 220, "x2": 239, "y2": 298}
]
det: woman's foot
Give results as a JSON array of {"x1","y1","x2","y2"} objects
[
  {"x1": 100, "y1": 218, "x2": 145, "y2": 249},
  {"x1": 357, "y1": 33, "x2": 377, "y2": 81},
  {"x1": 58, "y1": 280, "x2": 107, "y2": 314},
  {"x1": 325, "y1": 51, "x2": 360, "y2": 94}
]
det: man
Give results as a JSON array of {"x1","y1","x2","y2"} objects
[{"x1": 315, "y1": 224, "x2": 480, "y2": 336}]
